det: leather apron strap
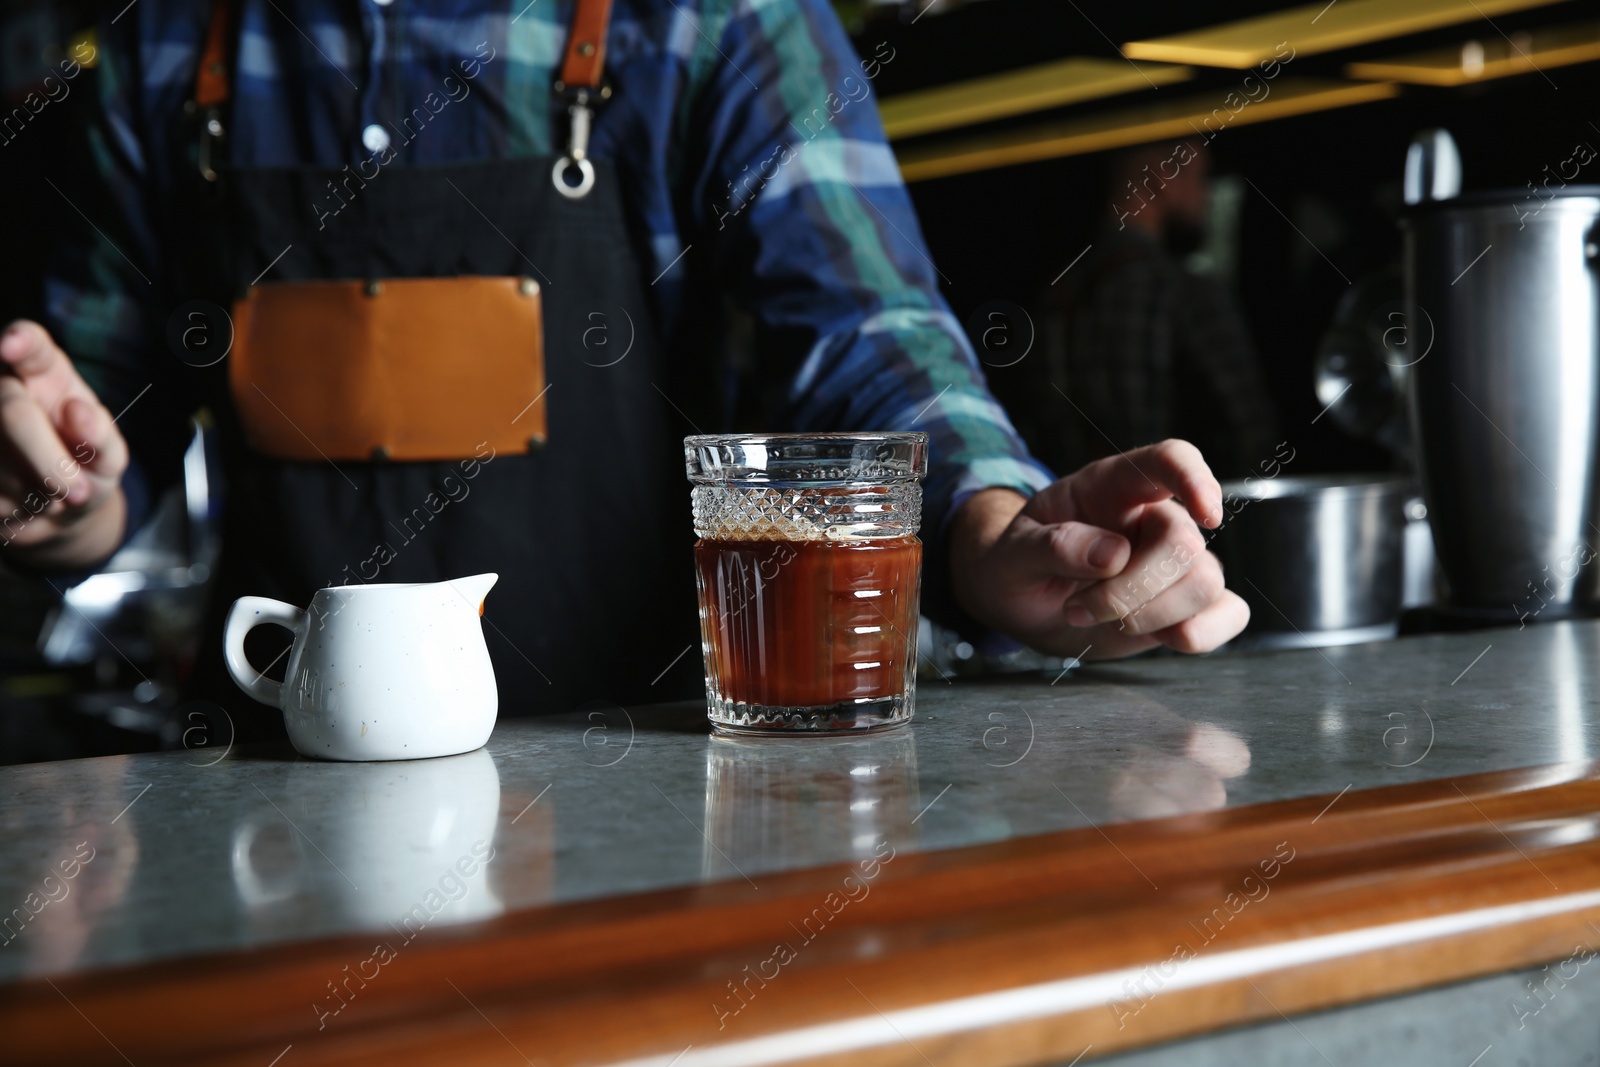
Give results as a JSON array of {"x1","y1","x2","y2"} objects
[
  {"x1": 193, "y1": 0, "x2": 232, "y2": 181},
  {"x1": 194, "y1": 0, "x2": 616, "y2": 109},
  {"x1": 195, "y1": 0, "x2": 231, "y2": 108},
  {"x1": 557, "y1": 0, "x2": 613, "y2": 92}
]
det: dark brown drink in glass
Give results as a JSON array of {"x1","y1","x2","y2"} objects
[
  {"x1": 695, "y1": 536, "x2": 921, "y2": 710},
  {"x1": 685, "y1": 433, "x2": 928, "y2": 734}
]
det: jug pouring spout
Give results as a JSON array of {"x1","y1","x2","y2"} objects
[{"x1": 449, "y1": 572, "x2": 500, "y2": 608}]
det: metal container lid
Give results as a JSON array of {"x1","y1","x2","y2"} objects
[
  {"x1": 1402, "y1": 184, "x2": 1600, "y2": 219},
  {"x1": 1219, "y1": 473, "x2": 1413, "y2": 502}
]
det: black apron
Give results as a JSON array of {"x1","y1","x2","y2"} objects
[{"x1": 173, "y1": 13, "x2": 700, "y2": 740}]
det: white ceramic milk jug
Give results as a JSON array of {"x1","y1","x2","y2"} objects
[{"x1": 223, "y1": 574, "x2": 500, "y2": 761}]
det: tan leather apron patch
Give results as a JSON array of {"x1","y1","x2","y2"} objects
[{"x1": 229, "y1": 276, "x2": 546, "y2": 462}]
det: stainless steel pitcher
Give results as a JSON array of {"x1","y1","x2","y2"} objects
[{"x1": 1404, "y1": 161, "x2": 1600, "y2": 613}]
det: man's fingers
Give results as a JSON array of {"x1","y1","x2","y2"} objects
[
  {"x1": 1062, "y1": 439, "x2": 1224, "y2": 530},
  {"x1": 1151, "y1": 590, "x2": 1251, "y2": 654},
  {"x1": 57, "y1": 395, "x2": 126, "y2": 486},
  {"x1": 0, "y1": 377, "x2": 77, "y2": 500},
  {"x1": 0, "y1": 490, "x2": 49, "y2": 547},
  {"x1": 0, "y1": 381, "x2": 120, "y2": 512},
  {"x1": 1013, "y1": 517, "x2": 1130, "y2": 585},
  {"x1": 0, "y1": 470, "x2": 52, "y2": 510},
  {"x1": 1104, "y1": 551, "x2": 1227, "y2": 638},
  {"x1": 0, "y1": 320, "x2": 74, "y2": 384},
  {"x1": 1105, "y1": 439, "x2": 1223, "y2": 528},
  {"x1": 1065, "y1": 581, "x2": 1246, "y2": 661},
  {"x1": 1065, "y1": 502, "x2": 1208, "y2": 625},
  {"x1": 0, "y1": 334, "x2": 127, "y2": 566}
]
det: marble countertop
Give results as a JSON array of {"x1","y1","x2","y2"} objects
[{"x1": 2, "y1": 619, "x2": 1593, "y2": 985}]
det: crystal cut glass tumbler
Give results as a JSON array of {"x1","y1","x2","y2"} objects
[{"x1": 685, "y1": 432, "x2": 928, "y2": 734}]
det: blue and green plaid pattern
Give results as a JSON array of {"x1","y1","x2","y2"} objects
[{"x1": 46, "y1": 0, "x2": 1055, "y2": 544}]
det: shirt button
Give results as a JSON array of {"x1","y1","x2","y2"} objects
[{"x1": 362, "y1": 124, "x2": 391, "y2": 154}]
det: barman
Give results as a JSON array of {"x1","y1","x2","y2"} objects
[{"x1": 0, "y1": 0, "x2": 1246, "y2": 734}]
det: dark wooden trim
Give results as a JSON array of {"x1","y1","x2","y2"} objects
[{"x1": 8, "y1": 762, "x2": 1600, "y2": 1065}]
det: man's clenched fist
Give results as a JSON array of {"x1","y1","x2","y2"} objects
[
  {"x1": 0, "y1": 320, "x2": 129, "y2": 568},
  {"x1": 949, "y1": 439, "x2": 1249, "y2": 660}
]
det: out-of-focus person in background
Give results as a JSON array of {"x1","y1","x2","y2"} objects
[{"x1": 1007, "y1": 140, "x2": 1279, "y2": 479}]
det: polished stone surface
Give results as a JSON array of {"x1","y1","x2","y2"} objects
[{"x1": 1, "y1": 620, "x2": 1595, "y2": 983}]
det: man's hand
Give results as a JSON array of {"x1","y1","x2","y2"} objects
[
  {"x1": 949, "y1": 439, "x2": 1248, "y2": 660},
  {"x1": 0, "y1": 320, "x2": 128, "y2": 569}
]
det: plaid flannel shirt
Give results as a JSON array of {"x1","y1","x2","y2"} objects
[{"x1": 45, "y1": 0, "x2": 1055, "y2": 600}]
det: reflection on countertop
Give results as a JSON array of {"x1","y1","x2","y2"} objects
[
  {"x1": 703, "y1": 729, "x2": 923, "y2": 882},
  {"x1": 0, "y1": 755, "x2": 139, "y2": 976},
  {"x1": 230, "y1": 748, "x2": 506, "y2": 932},
  {"x1": 2, "y1": 619, "x2": 1597, "y2": 983}
]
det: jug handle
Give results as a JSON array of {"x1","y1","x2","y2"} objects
[{"x1": 224, "y1": 597, "x2": 307, "y2": 706}]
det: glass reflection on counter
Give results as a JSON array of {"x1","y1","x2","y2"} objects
[{"x1": 702, "y1": 730, "x2": 920, "y2": 880}]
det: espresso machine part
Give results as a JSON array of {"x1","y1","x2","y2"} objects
[{"x1": 1403, "y1": 131, "x2": 1600, "y2": 615}]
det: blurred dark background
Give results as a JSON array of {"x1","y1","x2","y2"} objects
[{"x1": 847, "y1": 0, "x2": 1600, "y2": 474}]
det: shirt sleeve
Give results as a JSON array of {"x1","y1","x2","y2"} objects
[
  {"x1": 44, "y1": 17, "x2": 196, "y2": 555},
  {"x1": 679, "y1": 0, "x2": 1054, "y2": 626}
]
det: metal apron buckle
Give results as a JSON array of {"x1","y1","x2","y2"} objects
[{"x1": 551, "y1": 83, "x2": 610, "y2": 200}]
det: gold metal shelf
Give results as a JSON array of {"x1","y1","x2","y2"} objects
[
  {"x1": 896, "y1": 76, "x2": 1399, "y2": 183},
  {"x1": 1123, "y1": 0, "x2": 1564, "y2": 69},
  {"x1": 1346, "y1": 18, "x2": 1600, "y2": 84},
  {"x1": 878, "y1": 56, "x2": 1192, "y2": 141}
]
